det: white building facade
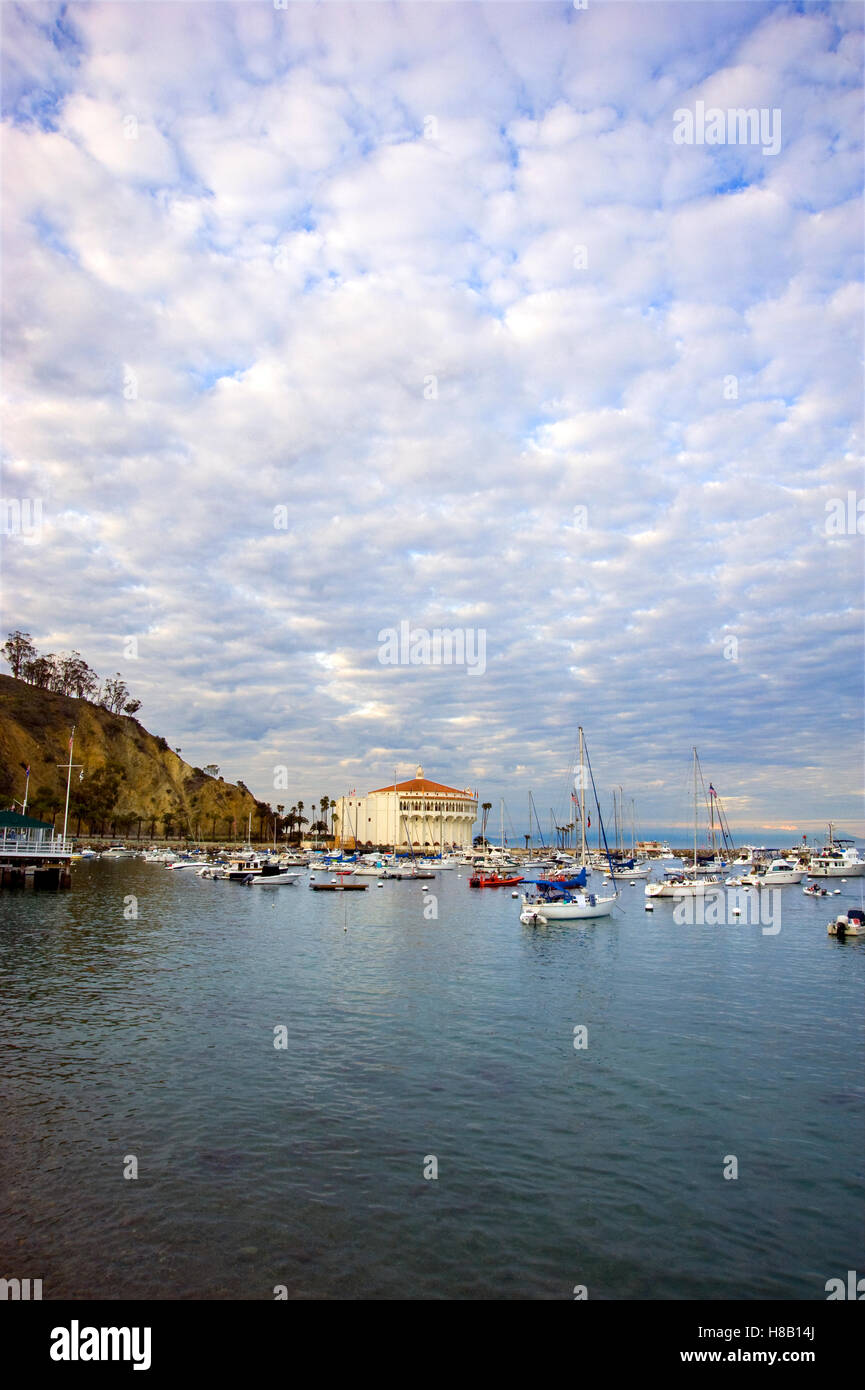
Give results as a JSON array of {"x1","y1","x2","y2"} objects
[{"x1": 334, "y1": 768, "x2": 478, "y2": 850}]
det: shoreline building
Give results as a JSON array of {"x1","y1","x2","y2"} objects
[{"x1": 333, "y1": 768, "x2": 478, "y2": 851}]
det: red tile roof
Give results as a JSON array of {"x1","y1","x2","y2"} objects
[{"x1": 367, "y1": 777, "x2": 476, "y2": 798}]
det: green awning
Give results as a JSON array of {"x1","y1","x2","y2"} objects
[{"x1": 0, "y1": 810, "x2": 54, "y2": 831}]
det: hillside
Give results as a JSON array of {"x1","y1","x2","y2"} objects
[{"x1": 0, "y1": 674, "x2": 262, "y2": 838}]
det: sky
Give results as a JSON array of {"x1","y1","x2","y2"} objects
[{"x1": 1, "y1": 0, "x2": 863, "y2": 840}]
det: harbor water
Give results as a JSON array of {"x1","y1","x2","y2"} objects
[{"x1": 1, "y1": 861, "x2": 862, "y2": 1299}]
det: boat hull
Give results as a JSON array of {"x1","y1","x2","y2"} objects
[
  {"x1": 520, "y1": 893, "x2": 616, "y2": 921},
  {"x1": 742, "y1": 871, "x2": 804, "y2": 885},
  {"x1": 645, "y1": 877, "x2": 721, "y2": 897}
]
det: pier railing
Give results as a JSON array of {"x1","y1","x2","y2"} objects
[{"x1": 0, "y1": 833, "x2": 72, "y2": 859}]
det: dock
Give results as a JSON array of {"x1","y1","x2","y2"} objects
[{"x1": 0, "y1": 811, "x2": 73, "y2": 889}]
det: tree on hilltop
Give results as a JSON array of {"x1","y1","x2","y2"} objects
[
  {"x1": 4, "y1": 632, "x2": 141, "y2": 713},
  {"x1": 23, "y1": 653, "x2": 58, "y2": 689},
  {"x1": 2, "y1": 630, "x2": 36, "y2": 678}
]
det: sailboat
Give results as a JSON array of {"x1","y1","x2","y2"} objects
[
  {"x1": 604, "y1": 797, "x2": 652, "y2": 877},
  {"x1": 519, "y1": 729, "x2": 618, "y2": 923},
  {"x1": 645, "y1": 749, "x2": 722, "y2": 898}
]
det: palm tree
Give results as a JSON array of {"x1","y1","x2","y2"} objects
[{"x1": 481, "y1": 802, "x2": 492, "y2": 839}]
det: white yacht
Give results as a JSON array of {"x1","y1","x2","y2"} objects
[
  {"x1": 808, "y1": 838, "x2": 865, "y2": 878},
  {"x1": 742, "y1": 858, "x2": 804, "y2": 886}
]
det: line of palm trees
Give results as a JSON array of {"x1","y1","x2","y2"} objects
[
  {"x1": 275, "y1": 797, "x2": 335, "y2": 845},
  {"x1": 478, "y1": 801, "x2": 575, "y2": 851}
]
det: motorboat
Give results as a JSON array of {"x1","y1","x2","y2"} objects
[
  {"x1": 808, "y1": 842, "x2": 865, "y2": 878},
  {"x1": 742, "y1": 859, "x2": 804, "y2": 886},
  {"x1": 101, "y1": 844, "x2": 139, "y2": 859},
  {"x1": 803, "y1": 882, "x2": 829, "y2": 897},
  {"x1": 469, "y1": 871, "x2": 524, "y2": 887},
  {"x1": 251, "y1": 868, "x2": 301, "y2": 886},
  {"x1": 211, "y1": 854, "x2": 270, "y2": 881},
  {"x1": 828, "y1": 908, "x2": 865, "y2": 937}
]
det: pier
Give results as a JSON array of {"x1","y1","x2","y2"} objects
[{"x1": 0, "y1": 811, "x2": 73, "y2": 889}]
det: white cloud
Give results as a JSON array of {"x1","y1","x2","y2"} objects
[{"x1": 2, "y1": 0, "x2": 862, "y2": 836}]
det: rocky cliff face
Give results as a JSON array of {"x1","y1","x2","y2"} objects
[{"x1": 0, "y1": 674, "x2": 261, "y2": 837}]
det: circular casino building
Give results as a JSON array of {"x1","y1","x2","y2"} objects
[{"x1": 333, "y1": 768, "x2": 478, "y2": 851}]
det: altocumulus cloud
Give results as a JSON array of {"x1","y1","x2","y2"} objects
[{"x1": 1, "y1": 0, "x2": 862, "y2": 833}]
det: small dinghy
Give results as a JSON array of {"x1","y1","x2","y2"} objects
[{"x1": 803, "y1": 882, "x2": 828, "y2": 897}]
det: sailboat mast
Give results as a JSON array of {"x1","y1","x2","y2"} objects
[
  {"x1": 584, "y1": 728, "x2": 589, "y2": 867},
  {"x1": 61, "y1": 726, "x2": 75, "y2": 848},
  {"x1": 693, "y1": 747, "x2": 698, "y2": 872}
]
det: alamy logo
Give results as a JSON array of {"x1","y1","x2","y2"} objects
[
  {"x1": 825, "y1": 1270, "x2": 865, "y2": 1300},
  {"x1": 0, "y1": 1276, "x2": 42, "y2": 1300},
  {"x1": 50, "y1": 1321, "x2": 152, "y2": 1371},
  {"x1": 673, "y1": 888, "x2": 781, "y2": 935},
  {"x1": 673, "y1": 101, "x2": 781, "y2": 156},
  {"x1": 378, "y1": 621, "x2": 486, "y2": 676}
]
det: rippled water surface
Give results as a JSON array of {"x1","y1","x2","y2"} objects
[{"x1": 1, "y1": 861, "x2": 862, "y2": 1299}]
